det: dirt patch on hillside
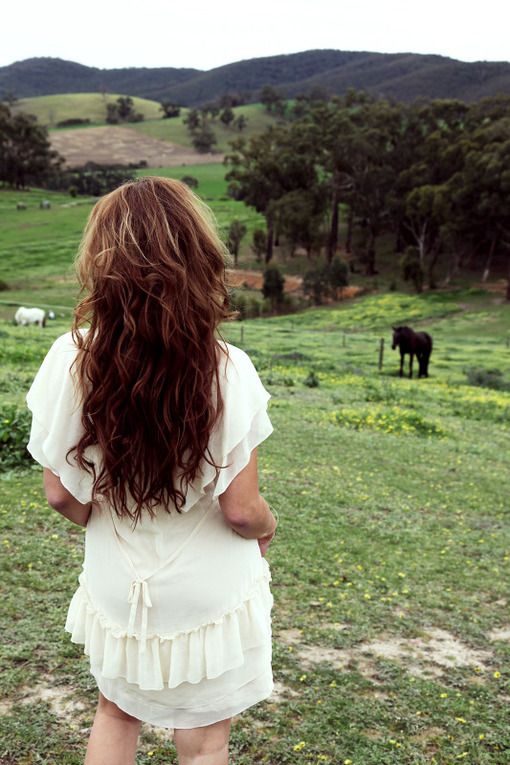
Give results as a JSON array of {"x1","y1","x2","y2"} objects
[
  {"x1": 227, "y1": 269, "x2": 303, "y2": 294},
  {"x1": 50, "y1": 126, "x2": 221, "y2": 167},
  {"x1": 227, "y1": 271, "x2": 366, "y2": 299}
]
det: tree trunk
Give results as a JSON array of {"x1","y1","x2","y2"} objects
[
  {"x1": 394, "y1": 221, "x2": 404, "y2": 254},
  {"x1": 427, "y1": 244, "x2": 441, "y2": 290},
  {"x1": 327, "y1": 188, "x2": 340, "y2": 263},
  {"x1": 482, "y1": 239, "x2": 496, "y2": 282},
  {"x1": 345, "y1": 207, "x2": 353, "y2": 254},
  {"x1": 364, "y1": 227, "x2": 377, "y2": 276},
  {"x1": 265, "y1": 215, "x2": 274, "y2": 263}
]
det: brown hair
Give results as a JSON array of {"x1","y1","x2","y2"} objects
[{"x1": 70, "y1": 176, "x2": 232, "y2": 522}]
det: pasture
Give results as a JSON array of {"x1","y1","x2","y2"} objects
[
  {"x1": 14, "y1": 93, "x2": 163, "y2": 126},
  {"x1": 1, "y1": 286, "x2": 510, "y2": 764}
]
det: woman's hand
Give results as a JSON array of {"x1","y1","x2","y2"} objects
[{"x1": 258, "y1": 528, "x2": 276, "y2": 557}]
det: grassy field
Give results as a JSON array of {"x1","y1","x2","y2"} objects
[
  {"x1": 0, "y1": 173, "x2": 264, "y2": 314},
  {"x1": 129, "y1": 103, "x2": 277, "y2": 153},
  {"x1": 14, "y1": 93, "x2": 163, "y2": 126},
  {"x1": 14, "y1": 94, "x2": 275, "y2": 155},
  {"x1": 1, "y1": 289, "x2": 510, "y2": 763}
]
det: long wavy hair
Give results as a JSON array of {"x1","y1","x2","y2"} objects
[{"x1": 70, "y1": 176, "x2": 232, "y2": 522}]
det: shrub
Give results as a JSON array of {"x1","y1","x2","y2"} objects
[
  {"x1": 181, "y1": 175, "x2": 199, "y2": 189},
  {"x1": 465, "y1": 367, "x2": 509, "y2": 391},
  {"x1": 0, "y1": 405, "x2": 32, "y2": 470},
  {"x1": 56, "y1": 118, "x2": 91, "y2": 127},
  {"x1": 304, "y1": 371, "x2": 320, "y2": 388},
  {"x1": 332, "y1": 405, "x2": 444, "y2": 437}
]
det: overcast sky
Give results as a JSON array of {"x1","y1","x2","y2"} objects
[{"x1": 3, "y1": 0, "x2": 509, "y2": 70}]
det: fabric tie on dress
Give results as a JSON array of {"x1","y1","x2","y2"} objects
[{"x1": 127, "y1": 579, "x2": 153, "y2": 652}]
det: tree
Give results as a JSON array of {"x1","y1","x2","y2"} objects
[
  {"x1": 191, "y1": 123, "x2": 217, "y2": 153},
  {"x1": 325, "y1": 257, "x2": 349, "y2": 298},
  {"x1": 225, "y1": 123, "x2": 322, "y2": 262},
  {"x1": 259, "y1": 86, "x2": 285, "y2": 116},
  {"x1": 184, "y1": 109, "x2": 201, "y2": 131},
  {"x1": 226, "y1": 220, "x2": 247, "y2": 265},
  {"x1": 262, "y1": 267, "x2": 285, "y2": 310},
  {"x1": 234, "y1": 114, "x2": 247, "y2": 132},
  {"x1": 160, "y1": 101, "x2": 181, "y2": 118},
  {"x1": 0, "y1": 104, "x2": 63, "y2": 188},
  {"x1": 106, "y1": 103, "x2": 119, "y2": 124},
  {"x1": 303, "y1": 268, "x2": 329, "y2": 305},
  {"x1": 220, "y1": 107, "x2": 235, "y2": 128},
  {"x1": 401, "y1": 247, "x2": 424, "y2": 293},
  {"x1": 106, "y1": 97, "x2": 143, "y2": 124},
  {"x1": 251, "y1": 229, "x2": 267, "y2": 262}
]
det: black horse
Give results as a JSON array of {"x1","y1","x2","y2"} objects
[{"x1": 392, "y1": 326, "x2": 433, "y2": 378}]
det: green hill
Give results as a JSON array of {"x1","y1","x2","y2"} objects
[
  {"x1": 129, "y1": 103, "x2": 276, "y2": 153},
  {"x1": 13, "y1": 92, "x2": 163, "y2": 126}
]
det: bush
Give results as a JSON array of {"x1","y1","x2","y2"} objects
[
  {"x1": 181, "y1": 175, "x2": 199, "y2": 189},
  {"x1": 465, "y1": 367, "x2": 510, "y2": 391},
  {"x1": 56, "y1": 118, "x2": 91, "y2": 127},
  {"x1": 0, "y1": 405, "x2": 32, "y2": 470},
  {"x1": 304, "y1": 371, "x2": 320, "y2": 388},
  {"x1": 0, "y1": 279, "x2": 9, "y2": 291},
  {"x1": 401, "y1": 247, "x2": 424, "y2": 293}
]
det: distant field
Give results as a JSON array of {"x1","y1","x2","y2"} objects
[
  {"x1": 0, "y1": 174, "x2": 264, "y2": 312},
  {"x1": 14, "y1": 95, "x2": 275, "y2": 157},
  {"x1": 14, "y1": 93, "x2": 163, "y2": 126}
]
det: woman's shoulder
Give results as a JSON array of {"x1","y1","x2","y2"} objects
[
  {"x1": 48, "y1": 328, "x2": 88, "y2": 355},
  {"x1": 217, "y1": 342, "x2": 259, "y2": 382}
]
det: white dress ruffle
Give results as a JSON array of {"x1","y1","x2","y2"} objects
[{"x1": 26, "y1": 334, "x2": 274, "y2": 728}]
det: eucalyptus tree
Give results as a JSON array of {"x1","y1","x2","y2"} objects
[{"x1": 225, "y1": 122, "x2": 323, "y2": 262}]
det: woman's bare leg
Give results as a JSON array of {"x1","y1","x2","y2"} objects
[
  {"x1": 84, "y1": 692, "x2": 141, "y2": 765},
  {"x1": 174, "y1": 719, "x2": 231, "y2": 765}
]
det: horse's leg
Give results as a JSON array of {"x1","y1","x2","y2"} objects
[
  {"x1": 409, "y1": 353, "x2": 414, "y2": 379},
  {"x1": 399, "y1": 351, "x2": 404, "y2": 377}
]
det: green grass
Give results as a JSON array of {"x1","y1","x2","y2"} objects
[
  {"x1": 0, "y1": 176, "x2": 264, "y2": 317},
  {"x1": 1, "y1": 293, "x2": 510, "y2": 762},
  {"x1": 14, "y1": 93, "x2": 163, "y2": 126},
  {"x1": 129, "y1": 103, "x2": 277, "y2": 153}
]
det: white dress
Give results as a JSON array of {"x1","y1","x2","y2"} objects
[{"x1": 26, "y1": 332, "x2": 274, "y2": 729}]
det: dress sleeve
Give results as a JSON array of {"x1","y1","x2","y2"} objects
[
  {"x1": 210, "y1": 345, "x2": 273, "y2": 497},
  {"x1": 26, "y1": 333, "x2": 94, "y2": 504}
]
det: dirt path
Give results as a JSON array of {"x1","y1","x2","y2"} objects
[{"x1": 50, "y1": 126, "x2": 222, "y2": 167}]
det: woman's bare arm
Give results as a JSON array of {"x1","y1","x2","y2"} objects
[
  {"x1": 43, "y1": 468, "x2": 92, "y2": 527},
  {"x1": 218, "y1": 449, "x2": 276, "y2": 544}
]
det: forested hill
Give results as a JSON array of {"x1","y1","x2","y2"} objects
[{"x1": 2, "y1": 50, "x2": 510, "y2": 104}]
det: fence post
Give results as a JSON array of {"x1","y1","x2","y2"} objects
[{"x1": 378, "y1": 338, "x2": 384, "y2": 370}]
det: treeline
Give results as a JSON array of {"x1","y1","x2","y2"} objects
[
  {"x1": 0, "y1": 102, "x2": 63, "y2": 188},
  {"x1": 0, "y1": 102, "x2": 138, "y2": 194},
  {"x1": 226, "y1": 91, "x2": 510, "y2": 296}
]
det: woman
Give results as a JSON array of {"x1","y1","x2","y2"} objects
[{"x1": 26, "y1": 177, "x2": 277, "y2": 765}]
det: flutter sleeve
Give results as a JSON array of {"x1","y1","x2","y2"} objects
[
  {"x1": 26, "y1": 332, "x2": 94, "y2": 504},
  {"x1": 210, "y1": 344, "x2": 273, "y2": 497}
]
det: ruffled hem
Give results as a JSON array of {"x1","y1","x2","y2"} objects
[{"x1": 65, "y1": 573, "x2": 273, "y2": 691}]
